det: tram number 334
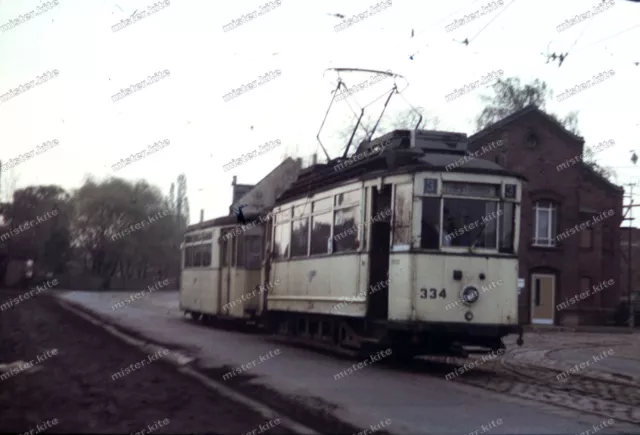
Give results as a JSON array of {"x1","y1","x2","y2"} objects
[{"x1": 420, "y1": 288, "x2": 446, "y2": 299}]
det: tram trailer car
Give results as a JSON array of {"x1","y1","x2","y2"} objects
[
  {"x1": 264, "y1": 129, "x2": 525, "y2": 358},
  {"x1": 180, "y1": 212, "x2": 270, "y2": 323}
]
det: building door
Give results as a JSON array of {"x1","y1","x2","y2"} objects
[{"x1": 531, "y1": 273, "x2": 555, "y2": 325}]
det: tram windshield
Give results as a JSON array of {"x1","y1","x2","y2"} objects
[{"x1": 421, "y1": 198, "x2": 515, "y2": 252}]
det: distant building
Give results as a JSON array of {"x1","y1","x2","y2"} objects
[
  {"x1": 228, "y1": 157, "x2": 303, "y2": 217},
  {"x1": 467, "y1": 105, "x2": 624, "y2": 326}
]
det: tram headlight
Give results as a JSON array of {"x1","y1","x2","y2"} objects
[{"x1": 461, "y1": 286, "x2": 480, "y2": 305}]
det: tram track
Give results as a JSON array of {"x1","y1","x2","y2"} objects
[
  {"x1": 203, "y1": 318, "x2": 640, "y2": 426},
  {"x1": 267, "y1": 328, "x2": 640, "y2": 427},
  {"x1": 411, "y1": 355, "x2": 640, "y2": 426},
  {"x1": 264, "y1": 329, "x2": 640, "y2": 425}
]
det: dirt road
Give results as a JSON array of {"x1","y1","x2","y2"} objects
[{"x1": 0, "y1": 290, "x2": 294, "y2": 434}]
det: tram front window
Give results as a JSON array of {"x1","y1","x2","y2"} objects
[{"x1": 442, "y1": 199, "x2": 498, "y2": 248}]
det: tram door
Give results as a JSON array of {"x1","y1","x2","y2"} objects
[
  {"x1": 367, "y1": 185, "x2": 392, "y2": 319},
  {"x1": 219, "y1": 229, "x2": 233, "y2": 314}
]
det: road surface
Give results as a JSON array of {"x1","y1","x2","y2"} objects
[{"x1": 54, "y1": 289, "x2": 640, "y2": 434}]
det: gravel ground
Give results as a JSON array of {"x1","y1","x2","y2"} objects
[{"x1": 0, "y1": 290, "x2": 295, "y2": 435}]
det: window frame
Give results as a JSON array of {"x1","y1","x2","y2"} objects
[
  {"x1": 533, "y1": 201, "x2": 557, "y2": 247},
  {"x1": 182, "y1": 240, "x2": 213, "y2": 269},
  {"x1": 244, "y1": 234, "x2": 263, "y2": 270},
  {"x1": 441, "y1": 197, "x2": 500, "y2": 250},
  {"x1": 310, "y1": 210, "x2": 333, "y2": 256},
  {"x1": 273, "y1": 207, "x2": 292, "y2": 260},
  {"x1": 417, "y1": 177, "x2": 517, "y2": 254},
  {"x1": 332, "y1": 189, "x2": 361, "y2": 254},
  {"x1": 391, "y1": 183, "x2": 412, "y2": 251},
  {"x1": 290, "y1": 214, "x2": 310, "y2": 258},
  {"x1": 271, "y1": 188, "x2": 364, "y2": 261}
]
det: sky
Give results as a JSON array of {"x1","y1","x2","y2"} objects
[{"x1": 0, "y1": 0, "x2": 639, "y2": 224}]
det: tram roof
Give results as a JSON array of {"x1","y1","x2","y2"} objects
[{"x1": 275, "y1": 129, "x2": 526, "y2": 206}]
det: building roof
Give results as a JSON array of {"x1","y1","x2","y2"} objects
[
  {"x1": 468, "y1": 105, "x2": 585, "y2": 145},
  {"x1": 579, "y1": 162, "x2": 624, "y2": 194},
  {"x1": 468, "y1": 105, "x2": 623, "y2": 194},
  {"x1": 229, "y1": 157, "x2": 300, "y2": 214}
]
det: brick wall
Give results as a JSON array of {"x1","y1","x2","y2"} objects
[
  {"x1": 620, "y1": 227, "x2": 640, "y2": 302},
  {"x1": 467, "y1": 107, "x2": 624, "y2": 325}
]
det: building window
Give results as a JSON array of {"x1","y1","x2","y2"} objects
[
  {"x1": 392, "y1": 184, "x2": 412, "y2": 246},
  {"x1": 533, "y1": 201, "x2": 557, "y2": 246},
  {"x1": 580, "y1": 227, "x2": 593, "y2": 249}
]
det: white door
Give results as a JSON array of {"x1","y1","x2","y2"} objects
[{"x1": 531, "y1": 273, "x2": 555, "y2": 325}]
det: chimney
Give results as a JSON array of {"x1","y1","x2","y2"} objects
[
  {"x1": 312, "y1": 153, "x2": 317, "y2": 165},
  {"x1": 200, "y1": 209, "x2": 204, "y2": 223},
  {"x1": 296, "y1": 157, "x2": 302, "y2": 170},
  {"x1": 232, "y1": 175, "x2": 237, "y2": 186}
]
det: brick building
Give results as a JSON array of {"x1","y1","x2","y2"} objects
[
  {"x1": 466, "y1": 105, "x2": 624, "y2": 326},
  {"x1": 620, "y1": 227, "x2": 640, "y2": 307}
]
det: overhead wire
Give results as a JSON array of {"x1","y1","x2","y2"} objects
[
  {"x1": 371, "y1": 0, "x2": 639, "y2": 187},
  {"x1": 467, "y1": 0, "x2": 519, "y2": 44},
  {"x1": 571, "y1": 23, "x2": 640, "y2": 55}
]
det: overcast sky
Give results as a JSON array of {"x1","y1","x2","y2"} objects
[{"x1": 1, "y1": 0, "x2": 639, "y2": 223}]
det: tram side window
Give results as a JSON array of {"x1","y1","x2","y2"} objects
[
  {"x1": 392, "y1": 184, "x2": 412, "y2": 245},
  {"x1": 333, "y1": 206, "x2": 360, "y2": 252},
  {"x1": 310, "y1": 212, "x2": 332, "y2": 255},
  {"x1": 498, "y1": 202, "x2": 515, "y2": 252},
  {"x1": 274, "y1": 223, "x2": 290, "y2": 259},
  {"x1": 183, "y1": 247, "x2": 193, "y2": 268},
  {"x1": 201, "y1": 245, "x2": 212, "y2": 267},
  {"x1": 246, "y1": 236, "x2": 262, "y2": 269},
  {"x1": 194, "y1": 247, "x2": 203, "y2": 267},
  {"x1": 237, "y1": 234, "x2": 246, "y2": 267},
  {"x1": 231, "y1": 235, "x2": 237, "y2": 267},
  {"x1": 220, "y1": 230, "x2": 230, "y2": 267},
  {"x1": 183, "y1": 245, "x2": 211, "y2": 268},
  {"x1": 421, "y1": 198, "x2": 440, "y2": 249},
  {"x1": 291, "y1": 218, "x2": 309, "y2": 257}
]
